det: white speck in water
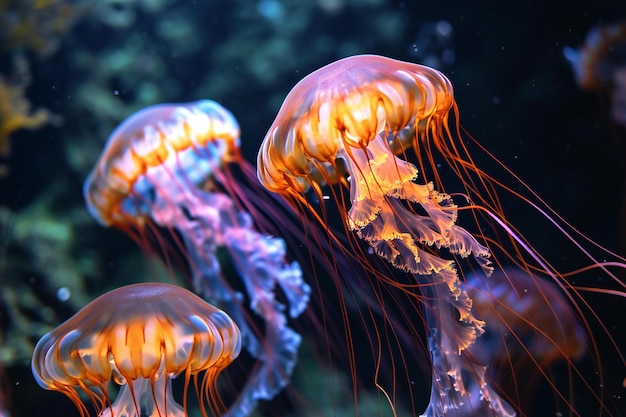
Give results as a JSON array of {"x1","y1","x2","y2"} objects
[
  {"x1": 57, "y1": 287, "x2": 71, "y2": 301},
  {"x1": 257, "y1": 0, "x2": 283, "y2": 21}
]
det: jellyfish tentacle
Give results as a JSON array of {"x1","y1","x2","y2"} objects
[
  {"x1": 419, "y1": 277, "x2": 516, "y2": 417},
  {"x1": 337, "y1": 128, "x2": 491, "y2": 364},
  {"x1": 98, "y1": 375, "x2": 186, "y2": 417}
]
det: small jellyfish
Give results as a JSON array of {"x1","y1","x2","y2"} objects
[
  {"x1": 257, "y1": 54, "x2": 625, "y2": 416},
  {"x1": 83, "y1": 100, "x2": 310, "y2": 417},
  {"x1": 466, "y1": 268, "x2": 587, "y2": 366},
  {"x1": 462, "y1": 268, "x2": 587, "y2": 416},
  {"x1": 31, "y1": 282, "x2": 241, "y2": 417},
  {"x1": 565, "y1": 21, "x2": 626, "y2": 257}
]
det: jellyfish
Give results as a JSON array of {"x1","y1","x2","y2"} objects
[
  {"x1": 257, "y1": 54, "x2": 626, "y2": 416},
  {"x1": 0, "y1": 365, "x2": 10, "y2": 417},
  {"x1": 467, "y1": 268, "x2": 587, "y2": 363},
  {"x1": 31, "y1": 282, "x2": 241, "y2": 417},
  {"x1": 563, "y1": 21, "x2": 626, "y2": 125},
  {"x1": 564, "y1": 21, "x2": 626, "y2": 258},
  {"x1": 83, "y1": 100, "x2": 310, "y2": 417},
  {"x1": 462, "y1": 268, "x2": 588, "y2": 416}
]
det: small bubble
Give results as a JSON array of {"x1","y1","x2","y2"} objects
[
  {"x1": 257, "y1": 0, "x2": 283, "y2": 21},
  {"x1": 435, "y1": 20, "x2": 453, "y2": 37},
  {"x1": 442, "y1": 49, "x2": 455, "y2": 64},
  {"x1": 57, "y1": 287, "x2": 71, "y2": 301}
]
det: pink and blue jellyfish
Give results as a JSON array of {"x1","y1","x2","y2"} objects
[
  {"x1": 257, "y1": 54, "x2": 626, "y2": 416},
  {"x1": 83, "y1": 100, "x2": 310, "y2": 417}
]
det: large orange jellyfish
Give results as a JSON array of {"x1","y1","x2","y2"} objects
[
  {"x1": 83, "y1": 100, "x2": 310, "y2": 417},
  {"x1": 257, "y1": 54, "x2": 626, "y2": 416},
  {"x1": 31, "y1": 282, "x2": 241, "y2": 417}
]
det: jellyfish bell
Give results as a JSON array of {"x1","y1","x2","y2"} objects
[
  {"x1": 83, "y1": 100, "x2": 241, "y2": 230},
  {"x1": 257, "y1": 54, "x2": 626, "y2": 416},
  {"x1": 259, "y1": 54, "x2": 454, "y2": 199},
  {"x1": 31, "y1": 282, "x2": 241, "y2": 417}
]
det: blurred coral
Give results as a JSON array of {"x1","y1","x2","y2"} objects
[
  {"x1": 0, "y1": 0, "x2": 84, "y2": 58},
  {"x1": 0, "y1": 55, "x2": 54, "y2": 176},
  {"x1": 0, "y1": 201, "x2": 89, "y2": 368}
]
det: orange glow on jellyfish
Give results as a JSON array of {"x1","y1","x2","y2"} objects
[
  {"x1": 31, "y1": 282, "x2": 241, "y2": 417},
  {"x1": 257, "y1": 54, "x2": 626, "y2": 416}
]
